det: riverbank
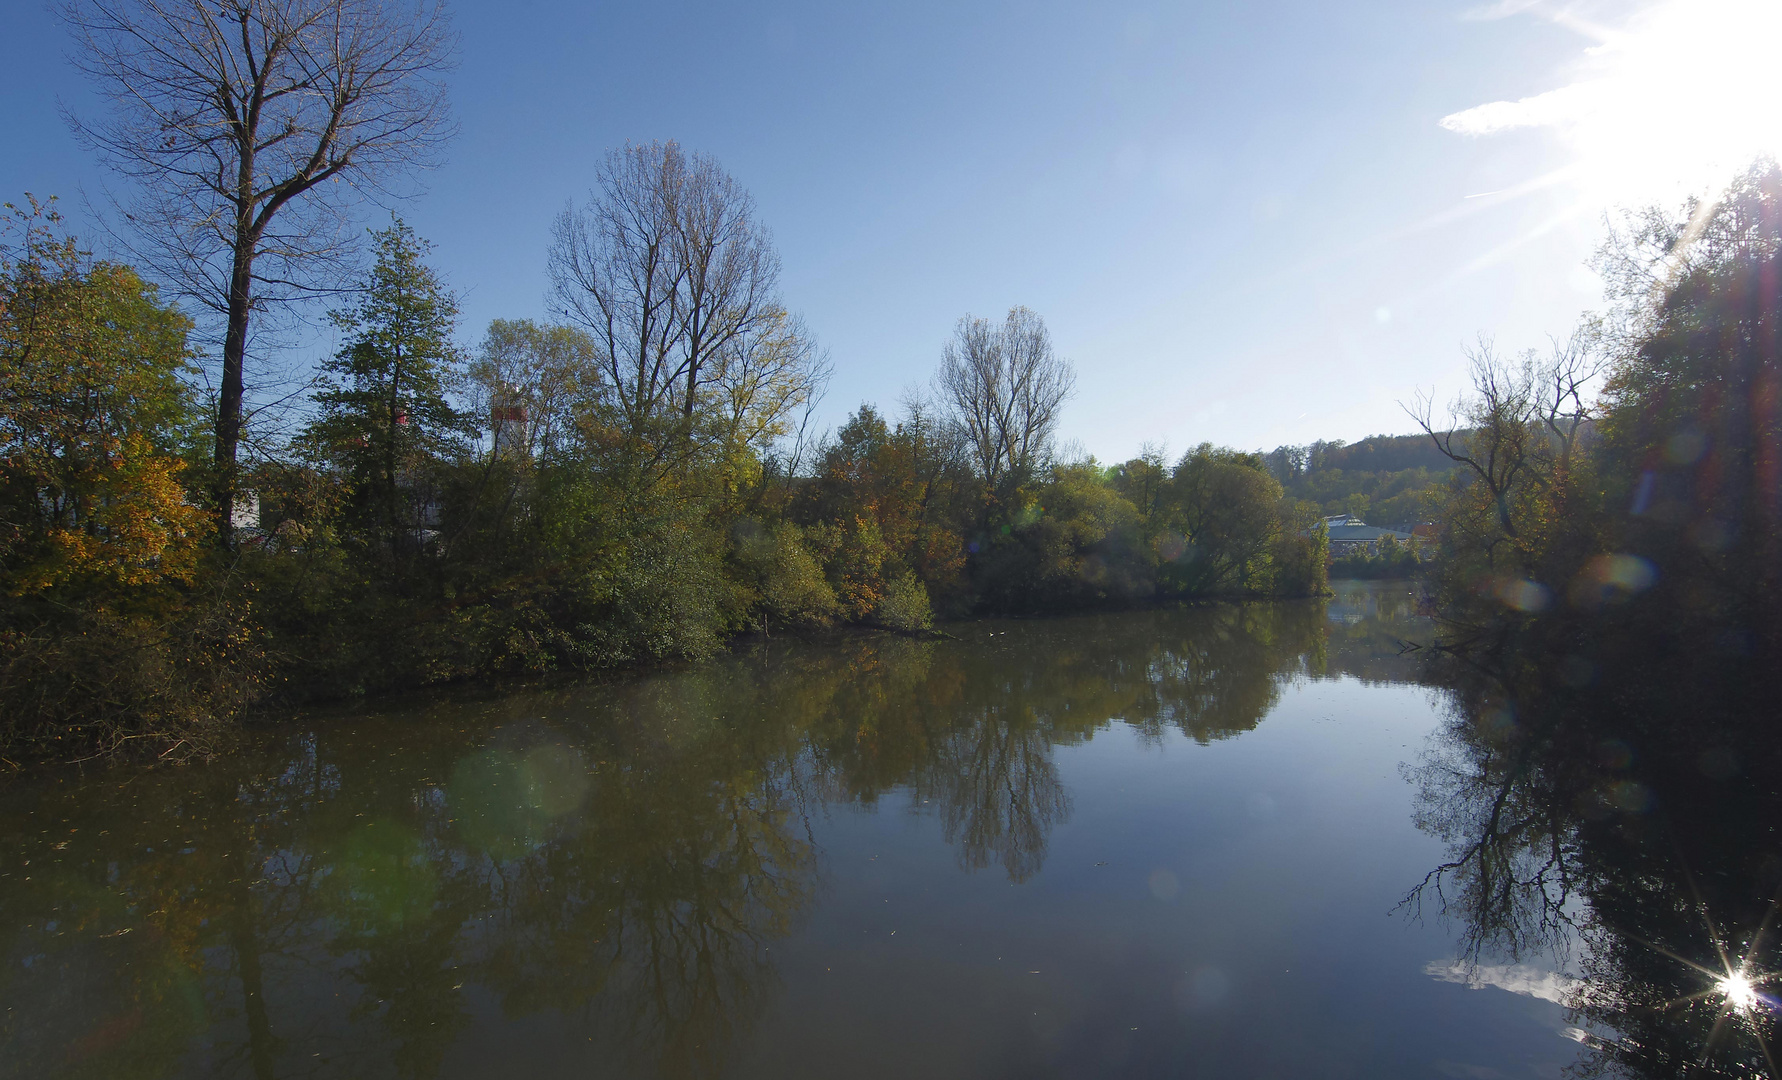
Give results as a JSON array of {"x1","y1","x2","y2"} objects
[{"x1": 4, "y1": 585, "x2": 1341, "y2": 771}]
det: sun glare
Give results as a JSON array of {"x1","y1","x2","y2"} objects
[
  {"x1": 1443, "y1": 0, "x2": 1782, "y2": 205},
  {"x1": 1719, "y1": 973, "x2": 1759, "y2": 1013}
]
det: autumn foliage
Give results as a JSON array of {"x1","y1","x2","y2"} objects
[{"x1": 0, "y1": 200, "x2": 261, "y2": 755}]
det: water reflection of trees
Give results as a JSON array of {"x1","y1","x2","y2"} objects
[
  {"x1": 0, "y1": 598, "x2": 1356, "y2": 1080},
  {"x1": 1406, "y1": 657, "x2": 1782, "y2": 1078}
]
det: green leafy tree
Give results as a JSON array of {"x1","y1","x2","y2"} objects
[
  {"x1": 973, "y1": 461, "x2": 1150, "y2": 612},
  {"x1": 1591, "y1": 163, "x2": 1782, "y2": 653},
  {"x1": 1161, "y1": 445, "x2": 1288, "y2": 595},
  {"x1": 795, "y1": 405, "x2": 970, "y2": 617},
  {"x1": 732, "y1": 519, "x2": 838, "y2": 630}
]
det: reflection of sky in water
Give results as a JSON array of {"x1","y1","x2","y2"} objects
[{"x1": 0, "y1": 586, "x2": 1578, "y2": 1080}]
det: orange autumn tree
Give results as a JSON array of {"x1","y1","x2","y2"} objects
[{"x1": 795, "y1": 405, "x2": 969, "y2": 624}]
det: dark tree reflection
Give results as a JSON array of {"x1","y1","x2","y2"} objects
[
  {"x1": 1407, "y1": 652, "x2": 1782, "y2": 1078},
  {"x1": 924, "y1": 712, "x2": 1069, "y2": 883},
  {"x1": 0, "y1": 597, "x2": 1354, "y2": 1079}
]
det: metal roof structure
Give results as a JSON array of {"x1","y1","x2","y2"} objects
[{"x1": 1326, "y1": 523, "x2": 1413, "y2": 544}]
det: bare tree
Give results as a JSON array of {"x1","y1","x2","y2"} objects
[
  {"x1": 548, "y1": 141, "x2": 790, "y2": 471},
  {"x1": 1535, "y1": 322, "x2": 1603, "y2": 485},
  {"x1": 1408, "y1": 338, "x2": 1539, "y2": 556},
  {"x1": 936, "y1": 306, "x2": 1075, "y2": 488},
  {"x1": 1406, "y1": 328, "x2": 1601, "y2": 572},
  {"x1": 61, "y1": 0, "x2": 457, "y2": 542},
  {"x1": 708, "y1": 309, "x2": 831, "y2": 456}
]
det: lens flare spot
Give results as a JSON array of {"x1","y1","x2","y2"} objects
[
  {"x1": 1490, "y1": 577, "x2": 1551, "y2": 613},
  {"x1": 1175, "y1": 965, "x2": 1230, "y2": 1010},
  {"x1": 1665, "y1": 430, "x2": 1708, "y2": 465},
  {"x1": 1481, "y1": 705, "x2": 1519, "y2": 744},
  {"x1": 1568, "y1": 555, "x2": 1657, "y2": 608},
  {"x1": 522, "y1": 744, "x2": 591, "y2": 817},
  {"x1": 1598, "y1": 739, "x2": 1633, "y2": 771},
  {"x1": 1609, "y1": 780, "x2": 1654, "y2": 814}
]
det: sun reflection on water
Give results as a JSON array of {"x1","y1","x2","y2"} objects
[{"x1": 1717, "y1": 972, "x2": 1759, "y2": 1013}]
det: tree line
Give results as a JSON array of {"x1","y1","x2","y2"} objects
[
  {"x1": 1263, "y1": 432, "x2": 1462, "y2": 527},
  {"x1": 0, "y1": 140, "x2": 1325, "y2": 759},
  {"x1": 0, "y1": 0, "x2": 1332, "y2": 759}
]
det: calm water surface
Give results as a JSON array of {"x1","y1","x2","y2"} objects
[{"x1": 1, "y1": 583, "x2": 1589, "y2": 1078}]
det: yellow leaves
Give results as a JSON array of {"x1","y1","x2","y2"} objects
[
  {"x1": 9, "y1": 436, "x2": 209, "y2": 596},
  {"x1": 2, "y1": 223, "x2": 204, "y2": 601}
]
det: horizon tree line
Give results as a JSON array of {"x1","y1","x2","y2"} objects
[{"x1": 2, "y1": 117, "x2": 1325, "y2": 759}]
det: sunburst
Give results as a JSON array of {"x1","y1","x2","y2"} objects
[{"x1": 1625, "y1": 875, "x2": 1782, "y2": 1076}]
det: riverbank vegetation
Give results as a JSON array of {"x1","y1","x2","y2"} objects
[
  {"x1": 5, "y1": 0, "x2": 1320, "y2": 761},
  {"x1": 1401, "y1": 165, "x2": 1782, "y2": 1079},
  {"x1": 1416, "y1": 162, "x2": 1780, "y2": 694},
  {"x1": 1328, "y1": 534, "x2": 1422, "y2": 580},
  {"x1": 0, "y1": 150, "x2": 1325, "y2": 759}
]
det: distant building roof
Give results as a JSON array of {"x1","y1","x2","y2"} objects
[
  {"x1": 1325, "y1": 521, "x2": 1414, "y2": 544},
  {"x1": 1310, "y1": 515, "x2": 1417, "y2": 544}
]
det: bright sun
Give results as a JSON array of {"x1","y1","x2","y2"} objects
[
  {"x1": 1718, "y1": 973, "x2": 1759, "y2": 1013},
  {"x1": 1443, "y1": 0, "x2": 1782, "y2": 205}
]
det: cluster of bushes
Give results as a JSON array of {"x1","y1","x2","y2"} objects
[
  {"x1": 0, "y1": 183, "x2": 1325, "y2": 759},
  {"x1": 789, "y1": 412, "x2": 1326, "y2": 622},
  {"x1": 1328, "y1": 534, "x2": 1422, "y2": 579}
]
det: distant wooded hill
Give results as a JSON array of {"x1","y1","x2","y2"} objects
[{"x1": 1262, "y1": 433, "x2": 1463, "y2": 526}]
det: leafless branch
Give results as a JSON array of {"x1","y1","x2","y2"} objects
[{"x1": 936, "y1": 306, "x2": 1075, "y2": 488}]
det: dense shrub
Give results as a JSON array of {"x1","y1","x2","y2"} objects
[{"x1": 873, "y1": 572, "x2": 934, "y2": 633}]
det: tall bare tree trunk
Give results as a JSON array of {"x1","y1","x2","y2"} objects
[{"x1": 217, "y1": 244, "x2": 255, "y2": 547}]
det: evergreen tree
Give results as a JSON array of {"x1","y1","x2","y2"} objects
[{"x1": 305, "y1": 221, "x2": 469, "y2": 562}]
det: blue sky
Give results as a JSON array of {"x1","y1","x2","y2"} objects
[{"x1": 0, "y1": 0, "x2": 1726, "y2": 459}]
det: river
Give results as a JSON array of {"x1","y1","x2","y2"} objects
[{"x1": 0, "y1": 582, "x2": 1674, "y2": 1078}]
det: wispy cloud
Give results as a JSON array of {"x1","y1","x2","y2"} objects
[
  {"x1": 1440, "y1": 84, "x2": 1597, "y2": 136},
  {"x1": 1438, "y1": 0, "x2": 1782, "y2": 203},
  {"x1": 1461, "y1": 1, "x2": 1616, "y2": 41},
  {"x1": 1461, "y1": 0, "x2": 1549, "y2": 20}
]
